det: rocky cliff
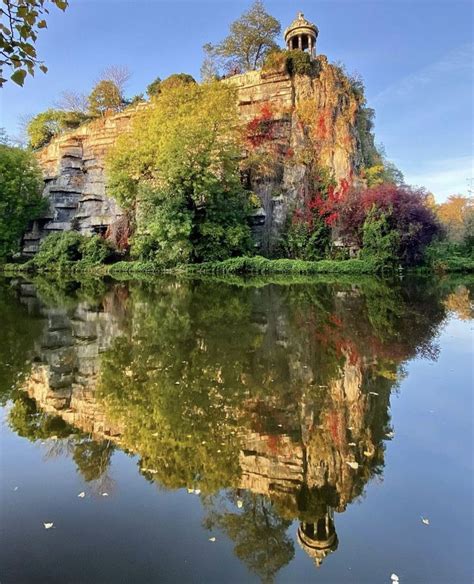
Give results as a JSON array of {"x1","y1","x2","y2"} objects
[{"x1": 24, "y1": 56, "x2": 363, "y2": 255}]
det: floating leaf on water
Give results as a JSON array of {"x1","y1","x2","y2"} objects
[
  {"x1": 13, "y1": 486, "x2": 19, "y2": 491},
  {"x1": 386, "y1": 431, "x2": 394, "y2": 439},
  {"x1": 43, "y1": 522, "x2": 54, "y2": 529},
  {"x1": 77, "y1": 491, "x2": 85, "y2": 498},
  {"x1": 101, "y1": 492, "x2": 109, "y2": 497},
  {"x1": 363, "y1": 450, "x2": 373, "y2": 457},
  {"x1": 194, "y1": 489, "x2": 201, "y2": 495},
  {"x1": 209, "y1": 537, "x2": 216, "y2": 542},
  {"x1": 346, "y1": 461, "x2": 359, "y2": 470},
  {"x1": 391, "y1": 574, "x2": 399, "y2": 582},
  {"x1": 421, "y1": 517, "x2": 430, "y2": 525},
  {"x1": 369, "y1": 391, "x2": 379, "y2": 396},
  {"x1": 237, "y1": 500, "x2": 243, "y2": 509},
  {"x1": 348, "y1": 442, "x2": 356, "y2": 446},
  {"x1": 187, "y1": 488, "x2": 194, "y2": 494}
]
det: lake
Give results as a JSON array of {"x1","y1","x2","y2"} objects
[{"x1": 0, "y1": 274, "x2": 472, "y2": 583}]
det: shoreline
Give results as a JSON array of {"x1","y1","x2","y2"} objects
[{"x1": 2, "y1": 254, "x2": 473, "y2": 277}]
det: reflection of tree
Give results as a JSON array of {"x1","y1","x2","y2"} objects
[
  {"x1": 0, "y1": 281, "x2": 44, "y2": 405},
  {"x1": 204, "y1": 491, "x2": 294, "y2": 583},
  {"x1": 73, "y1": 439, "x2": 115, "y2": 492},
  {"x1": 9, "y1": 394, "x2": 73, "y2": 441},
  {"x1": 444, "y1": 284, "x2": 473, "y2": 321},
  {"x1": 8, "y1": 393, "x2": 114, "y2": 488},
  {"x1": 3, "y1": 274, "x2": 456, "y2": 579}
]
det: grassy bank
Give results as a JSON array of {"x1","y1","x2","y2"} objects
[
  {"x1": 173, "y1": 256, "x2": 380, "y2": 275},
  {"x1": 3, "y1": 254, "x2": 473, "y2": 278}
]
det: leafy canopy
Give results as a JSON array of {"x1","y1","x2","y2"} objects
[
  {"x1": 88, "y1": 80, "x2": 124, "y2": 117},
  {"x1": 107, "y1": 80, "x2": 255, "y2": 264},
  {"x1": 202, "y1": 0, "x2": 281, "y2": 75},
  {"x1": 0, "y1": 0, "x2": 68, "y2": 86},
  {"x1": 0, "y1": 143, "x2": 46, "y2": 260},
  {"x1": 27, "y1": 108, "x2": 88, "y2": 149}
]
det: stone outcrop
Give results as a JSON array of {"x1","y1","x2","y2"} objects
[
  {"x1": 23, "y1": 106, "x2": 145, "y2": 256},
  {"x1": 24, "y1": 56, "x2": 363, "y2": 255}
]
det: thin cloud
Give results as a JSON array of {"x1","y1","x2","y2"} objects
[
  {"x1": 373, "y1": 43, "x2": 473, "y2": 104},
  {"x1": 404, "y1": 155, "x2": 473, "y2": 201}
]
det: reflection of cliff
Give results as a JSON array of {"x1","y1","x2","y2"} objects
[
  {"x1": 19, "y1": 282, "x2": 126, "y2": 440},
  {"x1": 10, "y1": 276, "x2": 449, "y2": 575}
]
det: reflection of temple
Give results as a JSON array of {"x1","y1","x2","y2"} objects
[{"x1": 298, "y1": 509, "x2": 338, "y2": 567}]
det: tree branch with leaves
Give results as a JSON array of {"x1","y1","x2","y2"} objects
[{"x1": 0, "y1": 0, "x2": 68, "y2": 86}]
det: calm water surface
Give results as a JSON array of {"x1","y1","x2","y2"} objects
[{"x1": 0, "y1": 275, "x2": 472, "y2": 583}]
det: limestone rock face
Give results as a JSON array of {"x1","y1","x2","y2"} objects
[
  {"x1": 25, "y1": 58, "x2": 362, "y2": 255},
  {"x1": 23, "y1": 107, "x2": 144, "y2": 255}
]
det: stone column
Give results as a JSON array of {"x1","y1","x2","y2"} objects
[
  {"x1": 298, "y1": 35, "x2": 303, "y2": 50},
  {"x1": 308, "y1": 36, "x2": 313, "y2": 58}
]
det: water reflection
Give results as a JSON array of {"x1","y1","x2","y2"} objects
[{"x1": 1, "y1": 275, "x2": 471, "y2": 579}]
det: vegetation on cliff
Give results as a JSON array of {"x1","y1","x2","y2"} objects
[
  {"x1": 107, "y1": 80, "x2": 256, "y2": 265},
  {"x1": 0, "y1": 138, "x2": 46, "y2": 261}
]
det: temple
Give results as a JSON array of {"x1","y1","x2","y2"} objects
[{"x1": 284, "y1": 12, "x2": 319, "y2": 59}]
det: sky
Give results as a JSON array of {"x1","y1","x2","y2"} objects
[{"x1": 1, "y1": 0, "x2": 473, "y2": 201}]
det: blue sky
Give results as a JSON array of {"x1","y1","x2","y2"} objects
[{"x1": 1, "y1": 0, "x2": 472, "y2": 200}]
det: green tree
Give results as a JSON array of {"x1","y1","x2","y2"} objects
[
  {"x1": 88, "y1": 79, "x2": 124, "y2": 117},
  {"x1": 160, "y1": 72, "x2": 195, "y2": 90},
  {"x1": 0, "y1": 143, "x2": 46, "y2": 260},
  {"x1": 27, "y1": 108, "x2": 88, "y2": 149},
  {"x1": 203, "y1": 0, "x2": 281, "y2": 74},
  {"x1": 360, "y1": 205, "x2": 400, "y2": 267},
  {"x1": 0, "y1": 0, "x2": 68, "y2": 86},
  {"x1": 107, "y1": 81, "x2": 255, "y2": 264},
  {"x1": 146, "y1": 76, "x2": 161, "y2": 98}
]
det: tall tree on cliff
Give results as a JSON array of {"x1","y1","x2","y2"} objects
[
  {"x1": 88, "y1": 80, "x2": 124, "y2": 117},
  {"x1": 0, "y1": 0, "x2": 68, "y2": 86},
  {"x1": 202, "y1": 0, "x2": 281, "y2": 78}
]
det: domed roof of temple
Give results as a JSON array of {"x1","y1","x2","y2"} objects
[
  {"x1": 284, "y1": 12, "x2": 319, "y2": 42},
  {"x1": 297, "y1": 523, "x2": 338, "y2": 568}
]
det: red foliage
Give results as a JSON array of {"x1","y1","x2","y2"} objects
[
  {"x1": 335, "y1": 184, "x2": 441, "y2": 264},
  {"x1": 297, "y1": 177, "x2": 351, "y2": 228},
  {"x1": 246, "y1": 103, "x2": 275, "y2": 148},
  {"x1": 316, "y1": 114, "x2": 328, "y2": 141}
]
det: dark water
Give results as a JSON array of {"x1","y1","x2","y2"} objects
[{"x1": 0, "y1": 274, "x2": 472, "y2": 584}]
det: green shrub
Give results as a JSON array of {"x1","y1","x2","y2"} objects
[
  {"x1": 360, "y1": 206, "x2": 400, "y2": 267},
  {"x1": 285, "y1": 50, "x2": 312, "y2": 75},
  {"x1": 283, "y1": 219, "x2": 331, "y2": 261},
  {"x1": 263, "y1": 49, "x2": 313, "y2": 76},
  {"x1": 27, "y1": 109, "x2": 89, "y2": 149},
  {"x1": 32, "y1": 232, "x2": 114, "y2": 271}
]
